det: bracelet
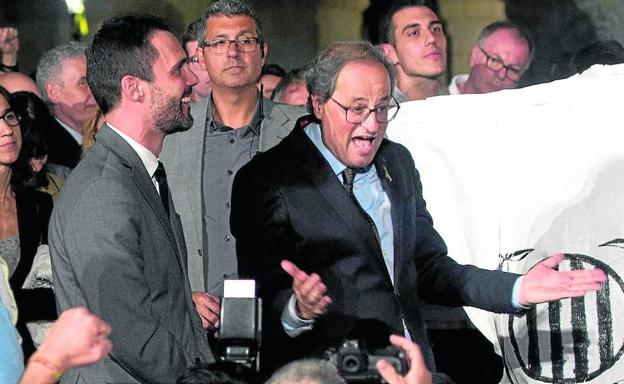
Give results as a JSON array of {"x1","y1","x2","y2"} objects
[
  {"x1": 30, "y1": 353, "x2": 64, "y2": 381},
  {"x1": 0, "y1": 62, "x2": 19, "y2": 72}
]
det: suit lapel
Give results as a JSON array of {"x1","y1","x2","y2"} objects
[
  {"x1": 183, "y1": 99, "x2": 209, "y2": 248},
  {"x1": 97, "y1": 126, "x2": 185, "y2": 270},
  {"x1": 374, "y1": 145, "x2": 405, "y2": 286},
  {"x1": 259, "y1": 98, "x2": 295, "y2": 152}
]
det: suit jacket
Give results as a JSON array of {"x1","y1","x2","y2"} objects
[
  {"x1": 10, "y1": 187, "x2": 55, "y2": 359},
  {"x1": 231, "y1": 126, "x2": 521, "y2": 372},
  {"x1": 46, "y1": 118, "x2": 81, "y2": 169},
  {"x1": 49, "y1": 125, "x2": 213, "y2": 383},
  {"x1": 160, "y1": 95, "x2": 305, "y2": 293}
]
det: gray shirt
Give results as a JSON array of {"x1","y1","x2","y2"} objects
[{"x1": 202, "y1": 100, "x2": 262, "y2": 296}]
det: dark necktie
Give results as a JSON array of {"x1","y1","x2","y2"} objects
[
  {"x1": 341, "y1": 168, "x2": 381, "y2": 245},
  {"x1": 341, "y1": 167, "x2": 357, "y2": 197},
  {"x1": 154, "y1": 161, "x2": 170, "y2": 217}
]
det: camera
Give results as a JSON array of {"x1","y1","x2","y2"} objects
[
  {"x1": 215, "y1": 280, "x2": 262, "y2": 372},
  {"x1": 325, "y1": 339, "x2": 408, "y2": 383}
]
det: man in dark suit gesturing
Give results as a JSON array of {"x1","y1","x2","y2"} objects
[
  {"x1": 49, "y1": 15, "x2": 213, "y2": 383},
  {"x1": 231, "y1": 41, "x2": 607, "y2": 375}
]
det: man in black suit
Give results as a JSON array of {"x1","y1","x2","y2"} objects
[
  {"x1": 37, "y1": 42, "x2": 99, "y2": 169},
  {"x1": 230, "y1": 41, "x2": 607, "y2": 375}
]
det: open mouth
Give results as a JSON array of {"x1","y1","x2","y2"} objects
[
  {"x1": 181, "y1": 87, "x2": 192, "y2": 104},
  {"x1": 352, "y1": 135, "x2": 376, "y2": 151}
]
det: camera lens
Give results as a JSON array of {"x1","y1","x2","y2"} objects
[{"x1": 341, "y1": 355, "x2": 362, "y2": 373}]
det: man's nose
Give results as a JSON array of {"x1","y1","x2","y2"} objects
[
  {"x1": 361, "y1": 109, "x2": 380, "y2": 131},
  {"x1": 184, "y1": 64, "x2": 199, "y2": 87},
  {"x1": 226, "y1": 41, "x2": 240, "y2": 57},
  {"x1": 86, "y1": 90, "x2": 98, "y2": 107},
  {"x1": 494, "y1": 67, "x2": 509, "y2": 80}
]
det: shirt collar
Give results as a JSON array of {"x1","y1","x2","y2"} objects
[
  {"x1": 55, "y1": 117, "x2": 83, "y2": 145},
  {"x1": 207, "y1": 91, "x2": 264, "y2": 136},
  {"x1": 107, "y1": 123, "x2": 159, "y2": 178}
]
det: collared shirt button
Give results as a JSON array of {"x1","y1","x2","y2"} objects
[
  {"x1": 224, "y1": 235, "x2": 231, "y2": 241},
  {"x1": 227, "y1": 170, "x2": 233, "y2": 175},
  {"x1": 229, "y1": 138, "x2": 235, "y2": 144}
]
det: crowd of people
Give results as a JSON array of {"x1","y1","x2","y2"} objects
[{"x1": 0, "y1": 0, "x2": 621, "y2": 383}]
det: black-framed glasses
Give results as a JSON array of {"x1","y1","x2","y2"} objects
[
  {"x1": 0, "y1": 110, "x2": 20, "y2": 127},
  {"x1": 478, "y1": 46, "x2": 524, "y2": 82},
  {"x1": 202, "y1": 37, "x2": 262, "y2": 54},
  {"x1": 330, "y1": 97, "x2": 400, "y2": 124}
]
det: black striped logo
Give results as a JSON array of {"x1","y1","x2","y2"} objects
[{"x1": 507, "y1": 254, "x2": 624, "y2": 382}]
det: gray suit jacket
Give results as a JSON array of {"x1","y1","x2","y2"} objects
[
  {"x1": 50, "y1": 125, "x2": 213, "y2": 384},
  {"x1": 161, "y1": 96, "x2": 304, "y2": 293}
]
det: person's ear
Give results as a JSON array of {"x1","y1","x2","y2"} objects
[
  {"x1": 381, "y1": 43, "x2": 399, "y2": 65},
  {"x1": 120, "y1": 75, "x2": 144, "y2": 102},
  {"x1": 311, "y1": 94, "x2": 324, "y2": 120},
  {"x1": 45, "y1": 83, "x2": 61, "y2": 104},
  {"x1": 469, "y1": 45, "x2": 481, "y2": 67}
]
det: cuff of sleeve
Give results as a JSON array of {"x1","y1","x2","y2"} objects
[
  {"x1": 281, "y1": 294, "x2": 314, "y2": 337},
  {"x1": 512, "y1": 275, "x2": 531, "y2": 310}
]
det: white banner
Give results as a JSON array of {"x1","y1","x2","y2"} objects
[{"x1": 387, "y1": 64, "x2": 624, "y2": 383}]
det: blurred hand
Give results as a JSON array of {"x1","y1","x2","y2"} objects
[
  {"x1": 520, "y1": 253, "x2": 607, "y2": 306},
  {"x1": 376, "y1": 335, "x2": 432, "y2": 384},
  {"x1": 192, "y1": 291, "x2": 221, "y2": 331},
  {"x1": 37, "y1": 307, "x2": 112, "y2": 371},
  {"x1": 281, "y1": 259, "x2": 331, "y2": 320},
  {"x1": 0, "y1": 28, "x2": 19, "y2": 65}
]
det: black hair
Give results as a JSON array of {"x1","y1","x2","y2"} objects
[
  {"x1": 261, "y1": 63, "x2": 286, "y2": 78},
  {"x1": 177, "y1": 361, "x2": 257, "y2": 384},
  {"x1": 87, "y1": 14, "x2": 171, "y2": 114},
  {"x1": 378, "y1": 0, "x2": 439, "y2": 45},
  {"x1": 10, "y1": 91, "x2": 54, "y2": 191}
]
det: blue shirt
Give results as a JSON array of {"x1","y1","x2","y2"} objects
[
  {"x1": 0, "y1": 303, "x2": 24, "y2": 384},
  {"x1": 304, "y1": 123, "x2": 396, "y2": 283}
]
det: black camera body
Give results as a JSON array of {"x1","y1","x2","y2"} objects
[{"x1": 325, "y1": 339, "x2": 408, "y2": 383}]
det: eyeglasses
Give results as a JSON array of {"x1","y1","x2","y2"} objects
[
  {"x1": 330, "y1": 97, "x2": 400, "y2": 124},
  {"x1": 478, "y1": 46, "x2": 524, "y2": 82},
  {"x1": 0, "y1": 110, "x2": 20, "y2": 127},
  {"x1": 202, "y1": 37, "x2": 262, "y2": 55}
]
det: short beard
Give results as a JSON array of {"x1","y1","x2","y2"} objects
[{"x1": 150, "y1": 85, "x2": 193, "y2": 134}]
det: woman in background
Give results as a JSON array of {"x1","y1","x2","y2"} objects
[
  {"x1": 0, "y1": 86, "x2": 56, "y2": 360},
  {"x1": 11, "y1": 91, "x2": 64, "y2": 201}
]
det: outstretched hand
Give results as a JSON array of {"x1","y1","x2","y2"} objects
[
  {"x1": 519, "y1": 253, "x2": 607, "y2": 306},
  {"x1": 281, "y1": 259, "x2": 332, "y2": 320}
]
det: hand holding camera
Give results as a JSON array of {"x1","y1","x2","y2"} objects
[{"x1": 376, "y1": 335, "x2": 432, "y2": 384}]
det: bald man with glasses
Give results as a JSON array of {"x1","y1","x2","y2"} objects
[{"x1": 449, "y1": 21, "x2": 533, "y2": 95}]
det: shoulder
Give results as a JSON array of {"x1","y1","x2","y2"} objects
[
  {"x1": 270, "y1": 101, "x2": 306, "y2": 119},
  {"x1": 237, "y1": 130, "x2": 303, "y2": 185},
  {"x1": 379, "y1": 138, "x2": 415, "y2": 164}
]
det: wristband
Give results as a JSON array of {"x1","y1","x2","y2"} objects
[
  {"x1": 30, "y1": 353, "x2": 64, "y2": 381},
  {"x1": 0, "y1": 62, "x2": 19, "y2": 72}
]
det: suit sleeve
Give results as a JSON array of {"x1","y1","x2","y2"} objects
[
  {"x1": 399, "y1": 146, "x2": 520, "y2": 313},
  {"x1": 52, "y1": 178, "x2": 190, "y2": 383}
]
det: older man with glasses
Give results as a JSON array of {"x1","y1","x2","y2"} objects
[
  {"x1": 160, "y1": 0, "x2": 304, "y2": 336},
  {"x1": 449, "y1": 21, "x2": 533, "y2": 95},
  {"x1": 230, "y1": 40, "x2": 605, "y2": 379}
]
